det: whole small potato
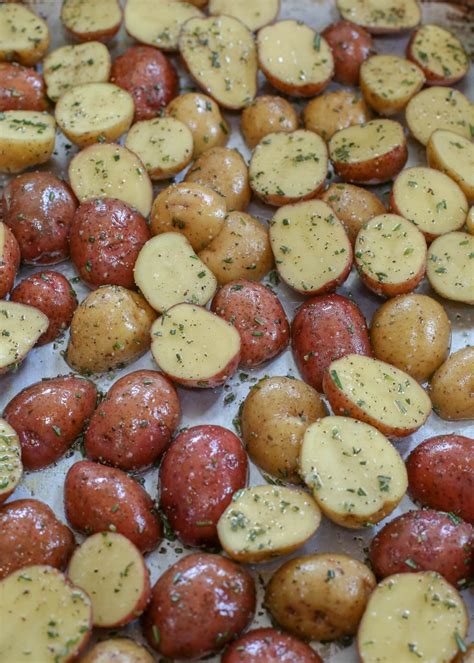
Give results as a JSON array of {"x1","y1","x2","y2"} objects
[
  {"x1": 320, "y1": 183, "x2": 385, "y2": 244},
  {"x1": 240, "y1": 96, "x2": 299, "y2": 149},
  {"x1": 430, "y1": 347, "x2": 474, "y2": 420},
  {"x1": 371, "y1": 294, "x2": 451, "y2": 383},
  {"x1": 321, "y1": 20, "x2": 373, "y2": 86},
  {"x1": 167, "y1": 93, "x2": 229, "y2": 158},
  {"x1": 80, "y1": 639, "x2": 155, "y2": 663},
  {"x1": 0, "y1": 62, "x2": 48, "y2": 112},
  {"x1": 265, "y1": 553, "x2": 376, "y2": 641},
  {"x1": 0, "y1": 222, "x2": 20, "y2": 299},
  {"x1": 303, "y1": 90, "x2": 372, "y2": 141},
  {"x1": 222, "y1": 628, "x2": 323, "y2": 663}
]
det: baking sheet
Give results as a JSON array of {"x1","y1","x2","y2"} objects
[{"x1": 1, "y1": 1, "x2": 473, "y2": 660}]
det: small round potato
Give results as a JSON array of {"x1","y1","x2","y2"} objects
[
  {"x1": 241, "y1": 96, "x2": 299, "y2": 149},
  {"x1": 0, "y1": 4, "x2": 50, "y2": 66},
  {"x1": 429, "y1": 347, "x2": 474, "y2": 420},
  {"x1": 81, "y1": 639, "x2": 155, "y2": 663},
  {"x1": 336, "y1": 0, "x2": 421, "y2": 34},
  {"x1": 167, "y1": 93, "x2": 229, "y2": 158},
  {"x1": 321, "y1": 20, "x2": 373, "y2": 86},
  {"x1": 303, "y1": 91, "x2": 372, "y2": 141},
  {"x1": 0, "y1": 111, "x2": 56, "y2": 174},
  {"x1": 61, "y1": 0, "x2": 122, "y2": 42},
  {"x1": 407, "y1": 24, "x2": 470, "y2": 86},
  {"x1": 427, "y1": 130, "x2": 474, "y2": 203},
  {"x1": 222, "y1": 628, "x2": 323, "y2": 663},
  {"x1": 360, "y1": 55, "x2": 425, "y2": 115},
  {"x1": 427, "y1": 232, "x2": 474, "y2": 304},
  {"x1": 319, "y1": 183, "x2": 385, "y2": 244},
  {"x1": 0, "y1": 63, "x2": 48, "y2": 112}
]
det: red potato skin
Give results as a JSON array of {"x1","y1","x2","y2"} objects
[
  {"x1": 111, "y1": 45, "x2": 179, "y2": 122},
  {"x1": 2, "y1": 172, "x2": 78, "y2": 264},
  {"x1": 3, "y1": 375, "x2": 97, "y2": 470},
  {"x1": 406, "y1": 32, "x2": 468, "y2": 86},
  {"x1": 333, "y1": 142, "x2": 408, "y2": 185},
  {"x1": 292, "y1": 294, "x2": 372, "y2": 392},
  {"x1": 222, "y1": 628, "x2": 323, "y2": 663},
  {"x1": 357, "y1": 261, "x2": 426, "y2": 298},
  {"x1": 0, "y1": 223, "x2": 20, "y2": 298},
  {"x1": 258, "y1": 63, "x2": 333, "y2": 99},
  {"x1": 369, "y1": 509, "x2": 474, "y2": 585},
  {"x1": 0, "y1": 62, "x2": 49, "y2": 112},
  {"x1": 63, "y1": 3, "x2": 122, "y2": 43},
  {"x1": 321, "y1": 20, "x2": 373, "y2": 86},
  {"x1": 159, "y1": 425, "x2": 248, "y2": 547},
  {"x1": 142, "y1": 552, "x2": 256, "y2": 659},
  {"x1": 406, "y1": 435, "x2": 474, "y2": 524},
  {"x1": 85, "y1": 370, "x2": 180, "y2": 471},
  {"x1": 211, "y1": 280, "x2": 290, "y2": 368},
  {"x1": 64, "y1": 460, "x2": 162, "y2": 554},
  {"x1": 0, "y1": 499, "x2": 76, "y2": 580},
  {"x1": 69, "y1": 198, "x2": 150, "y2": 289},
  {"x1": 163, "y1": 348, "x2": 240, "y2": 389},
  {"x1": 10, "y1": 270, "x2": 78, "y2": 345}
]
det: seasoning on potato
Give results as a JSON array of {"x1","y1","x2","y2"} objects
[
  {"x1": 427, "y1": 130, "x2": 474, "y2": 203},
  {"x1": 336, "y1": 0, "x2": 421, "y2": 34},
  {"x1": 0, "y1": 301, "x2": 48, "y2": 374},
  {"x1": 303, "y1": 90, "x2": 372, "y2": 141},
  {"x1": 241, "y1": 95, "x2": 298, "y2": 149},
  {"x1": 0, "y1": 419, "x2": 22, "y2": 505},
  {"x1": 0, "y1": 62, "x2": 48, "y2": 112},
  {"x1": 360, "y1": 54, "x2": 425, "y2": 115},
  {"x1": 0, "y1": 222, "x2": 19, "y2": 300},
  {"x1": 208, "y1": 0, "x2": 280, "y2": 31},
  {"x1": 407, "y1": 24, "x2": 470, "y2": 86},
  {"x1": 0, "y1": 3, "x2": 50, "y2": 66},
  {"x1": 61, "y1": 0, "x2": 122, "y2": 42},
  {"x1": 0, "y1": 111, "x2": 56, "y2": 174},
  {"x1": 427, "y1": 232, "x2": 474, "y2": 304},
  {"x1": 429, "y1": 347, "x2": 474, "y2": 420}
]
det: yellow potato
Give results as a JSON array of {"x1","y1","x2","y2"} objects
[
  {"x1": 124, "y1": 0, "x2": 202, "y2": 51},
  {"x1": 81, "y1": 639, "x2": 155, "y2": 663},
  {"x1": 406, "y1": 87, "x2": 474, "y2": 146},
  {"x1": 429, "y1": 347, "x2": 474, "y2": 420},
  {"x1": 0, "y1": 112, "x2": 56, "y2": 174},
  {"x1": 427, "y1": 130, "x2": 474, "y2": 203},
  {"x1": 61, "y1": 0, "x2": 122, "y2": 42},
  {"x1": 241, "y1": 96, "x2": 298, "y2": 149},
  {"x1": 407, "y1": 24, "x2": 470, "y2": 86},
  {"x1": 320, "y1": 183, "x2": 385, "y2": 244},
  {"x1": 426, "y1": 232, "x2": 474, "y2": 304},
  {"x1": 360, "y1": 55, "x2": 425, "y2": 115},
  {"x1": 303, "y1": 90, "x2": 372, "y2": 141},
  {"x1": 208, "y1": 0, "x2": 280, "y2": 31},
  {"x1": 336, "y1": 0, "x2": 421, "y2": 34},
  {"x1": 0, "y1": 4, "x2": 49, "y2": 66},
  {"x1": 0, "y1": 301, "x2": 48, "y2": 374}
]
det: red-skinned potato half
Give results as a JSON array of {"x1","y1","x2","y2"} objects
[
  {"x1": 142, "y1": 552, "x2": 256, "y2": 659},
  {"x1": 406, "y1": 434, "x2": 474, "y2": 524},
  {"x1": 292, "y1": 293, "x2": 372, "y2": 392},
  {"x1": 222, "y1": 628, "x2": 324, "y2": 663},
  {"x1": 159, "y1": 425, "x2": 248, "y2": 547},
  {"x1": 85, "y1": 370, "x2": 180, "y2": 471},
  {"x1": 0, "y1": 222, "x2": 20, "y2": 299},
  {"x1": 321, "y1": 20, "x2": 373, "y2": 86},
  {"x1": 0, "y1": 62, "x2": 48, "y2": 112}
]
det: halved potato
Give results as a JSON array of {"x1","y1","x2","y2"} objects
[
  {"x1": 407, "y1": 24, "x2": 470, "y2": 86},
  {"x1": 391, "y1": 167, "x2": 468, "y2": 241},
  {"x1": 125, "y1": 117, "x2": 193, "y2": 180},
  {"x1": 0, "y1": 111, "x2": 55, "y2": 174},
  {"x1": 300, "y1": 416, "x2": 407, "y2": 529},
  {"x1": 179, "y1": 15, "x2": 258, "y2": 109},
  {"x1": 150, "y1": 303, "x2": 241, "y2": 387},
  {"x1": 303, "y1": 91, "x2": 372, "y2": 142},
  {"x1": 0, "y1": 4, "x2": 49, "y2": 66},
  {"x1": 0, "y1": 419, "x2": 22, "y2": 504},
  {"x1": 61, "y1": 0, "x2": 122, "y2": 42},
  {"x1": 81, "y1": 639, "x2": 155, "y2": 663},
  {"x1": 323, "y1": 354, "x2": 432, "y2": 437},
  {"x1": 217, "y1": 485, "x2": 321, "y2": 562},
  {"x1": 134, "y1": 233, "x2": 217, "y2": 312},
  {"x1": 68, "y1": 144, "x2": 153, "y2": 217},
  {"x1": 269, "y1": 200, "x2": 352, "y2": 295},
  {"x1": 249, "y1": 130, "x2": 328, "y2": 206},
  {"x1": 355, "y1": 214, "x2": 427, "y2": 297},
  {"x1": 358, "y1": 572, "x2": 468, "y2": 663},
  {"x1": 426, "y1": 232, "x2": 474, "y2": 305},
  {"x1": 209, "y1": 0, "x2": 279, "y2": 31},
  {"x1": 427, "y1": 130, "x2": 474, "y2": 202},
  {"x1": 0, "y1": 301, "x2": 48, "y2": 374},
  {"x1": 336, "y1": 0, "x2": 421, "y2": 34},
  {"x1": 360, "y1": 55, "x2": 425, "y2": 116},
  {"x1": 257, "y1": 20, "x2": 334, "y2": 97}
]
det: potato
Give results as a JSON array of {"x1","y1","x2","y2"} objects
[
  {"x1": 427, "y1": 130, "x2": 474, "y2": 202},
  {"x1": 303, "y1": 90, "x2": 372, "y2": 142},
  {"x1": 321, "y1": 20, "x2": 373, "y2": 86},
  {"x1": 209, "y1": 0, "x2": 279, "y2": 31},
  {"x1": 391, "y1": 167, "x2": 468, "y2": 241},
  {"x1": 160, "y1": 425, "x2": 247, "y2": 547},
  {"x1": 336, "y1": 0, "x2": 421, "y2": 34},
  {"x1": 407, "y1": 24, "x2": 470, "y2": 86},
  {"x1": 0, "y1": 566, "x2": 92, "y2": 663},
  {"x1": 241, "y1": 376, "x2": 327, "y2": 483},
  {"x1": 66, "y1": 286, "x2": 156, "y2": 374},
  {"x1": 198, "y1": 211, "x2": 273, "y2": 285},
  {"x1": 142, "y1": 553, "x2": 255, "y2": 659},
  {"x1": 222, "y1": 628, "x2": 323, "y2": 663},
  {"x1": 61, "y1": 0, "x2": 122, "y2": 42},
  {"x1": 211, "y1": 280, "x2": 290, "y2": 367},
  {"x1": 323, "y1": 354, "x2": 432, "y2": 437},
  {"x1": 429, "y1": 348, "x2": 474, "y2": 420},
  {"x1": 357, "y1": 572, "x2": 468, "y2": 663},
  {"x1": 360, "y1": 55, "x2": 425, "y2": 115},
  {"x1": 81, "y1": 639, "x2": 155, "y2": 663},
  {"x1": 371, "y1": 294, "x2": 451, "y2": 382},
  {"x1": 179, "y1": 15, "x2": 258, "y2": 109},
  {"x1": 65, "y1": 460, "x2": 162, "y2": 553},
  {"x1": 69, "y1": 144, "x2": 153, "y2": 217},
  {"x1": 329, "y1": 119, "x2": 407, "y2": 184},
  {"x1": 427, "y1": 232, "x2": 474, "y2": 304},
  {"x1": 166, "y1": 93, "x2": 228, "y2": 158},
  {"x1": 0, "y1": 419, "x2": 21, "y2": 504},
  {"x1": 257, "y1": 20, "x2": 334, "y2": 97},
  {"x1": 241, "y1": 95, "x2": 298, "y2": 149},
  {"x1": 456, "y1": 646, "x2": 474, "y2": 663},
  {"x1": 124, "y1": 117, "x2": 193, "y2": 180},
  {"x1": 354, "y1": 214, "x2": 427, "y2": 297},
  {"x1": 405, "y1": 87, "x2": 474, "y2": 146},
  {"x1": 369, "y1": 509, "x2": 473, "y2": 584},
  {"x1": 150, "y1": 303, "x2": 240, "y2": 388},
  {"x1": 467, "y1": 207, "x2": 474, "y2": 235},
  {"x1": 0, "y1": 499, "x2": 75, "y2": 580},
  {"x1": 0, "y1": 63, "x2": 48, "y2": 112},
  {"x1": 0, "y1": 4, "x2": 49, "y2": 66},
  {"x1": 0, "y1": 222, "x2": 19, "y2": 299},
  {"x1": 0, "y1": 301, "x2": 48, "y2": 374},
  {"x1": 265, "y1": 553, "x2": 376, "y2": 641},
  {"x1": 0, "y1": 111, "x2": 55, "y2": 174},
  {"x1": 292, "y1": 294, "x2": 372, "y2": 392},
  {"x1": 269, "y1": 200, "x2": 352, "y2": 295},
  {"x1": 185, "y1": 147, "x2": 250, "y2": 212}
]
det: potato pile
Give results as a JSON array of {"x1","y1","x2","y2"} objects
[{"x1": 0, "y1": 0, "x2": 473, "y2": 661}]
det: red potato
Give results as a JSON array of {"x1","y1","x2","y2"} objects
[
  {"x1": 4, "y1": 375, "x2": 97, "y2": 471},
  {"x1": 369, "y1": 509, "x2": 474, "y2": 585},
  {"x1": 321, "y1": 20, "x2": 373, "y2": 86},
  {"x1": 61, "y1": 0, "x2": 123, "y2": 42},
  {"x1": 0, "y1": 498, "x2": 75, "y2": 580},
  {"x1": 222, "y1": 628, "x2": 323, "y2": 663},
  {"x1": 0, "y1": 222, "x2": 20, "y2": 299},
  {"x1": 142, "y1": 552, "x2": 256, "y2": 659},
  {"x1": 69, "y1": 198, "x2": 150, "y2": 289},
  {"x1": 64, "y1": 460, "x2": 162, "y2": 553},
  {"x1": 0, "y1": 62, "x2": 48, "y2": 112},
  {"x1": 10, "y1": 271, "x2": 78, "y2": 346},
  {"x1": 291, "y1": 294, "x2": 372, "y2": 392},
  {"x1": 2, "y1": 172, "x2": 78, "y2": 265},
  {"x1": 211, "y1": 280, "x2": 290, "y2": 368},
  {"x1": 406, "y1": 435, "x2": 474, "y2": 524},
  {"x1": 159, "y1": 425, "x2": 248, "y2": 547},
  {"x1": 111, "y1": 45, "x2": 179, "y2": 122}
]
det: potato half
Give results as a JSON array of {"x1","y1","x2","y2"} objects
[
  {"x1": 407, "y1": 24, "x2": 470, "y2": 86},
  {"x1": 406, "y1": 87, "x2": 474, "y2": 146},
  {"x1": 0, "y1": 419, "x2": 22, "y2": 505},
  {"x1": 430, "y1": 347, "x2": 474, "y2": 420},
  {"x1": 61, "y1": 0, "x2": 122, "y2": 42},
  {"x1": 209, "y1": 0, "x2": 279, "y2": 31},
  {"x1": 0, "y1": 4, "x2": 50, "y2": 66},
  {"x1": 303, "y1": 90, "x2": 372, "y2": 142},
  {"x1": 81, "y1": 639, "x2": 155, "y2": 663},
  {"x1": 241, "y1": 95, "x2": 298, "y2": 148},
  {"x1": 0, "y1": 301, "x2": 48, "y2": 374},
  {"x1": 427, "y1": 232, "x2": 474, "y2": 305},
  {"x1": 427, "y1": 130, "x2": 474, "y2": 202},
  {"x1": 0, "y1": 111, "x2": 55, "y2": 174},
  {"x1": 360, "y1": 55, "x2": 425, "y2": 116},
  {"x1": 336, "y1": 0, "x2": 421, "y2": 34}
]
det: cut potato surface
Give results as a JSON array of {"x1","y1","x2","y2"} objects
[
  {"x1": 0, "y1": 111, "x2": 56, "y2": 174},
  {"x1": 336, "y1": 0, "x2": 421, "y2": 33},
  {"x1": 0, "y1": 565, "x2": 92, "y2": 662},
  {"x1": 323, "y1": 354, "x2": 432, "y2": 437},
  {"x1": 134, "y1": 233, "x2": 217, "y2": 312},
  {"x1": 0, "y1": 4, "x2": 49, "y2": 66},
  {"x1": 300, "y1": 416, "x2": 407, "y2": 528},
  {"x1": 180, "y1": 16, "x2": 257, "y2": 110},
  {"x1": 150, "y1": 303, "x2": 241, "y2": 387},
  {"x1": 258, "y1": 20, "x2": 333, "y2": 97},
  {"x1": 125, "y1": 0, "x2": 203, "y2": 51},
  {"x1": 270, "y1": 200, "x2": 352, "y2": 295},
  {"x1": 0, "y1": 301, "x2": 48, "y2": 373},
  {"x1": 360, "y1": 55, "x2": 425, "y2": 115},
  {"x1": 125, "y1": 117, "x2": 193, "y2": 180},
  {"x1": 427, "y1": 232, "x2": 474, "y2": 305},
  {"x1": 61, "y1": 0, "x2": 122, "y2": 41},
  {"x1": 217, "y1": 485, "x2": 321, "y2": 562},
  {"x1": 68, "y1": 144, "x2": 153, "y2": 217},
  {"x1": 303, "y1": 90, "x2": 372, "y2": 142},
  {"x1": 406, "y1": 87, "x2": 474, "y2": 146},
  {"x1": 0, "y1": 419, "x2": 22, "y2": 504},
  {"x1": 407, "y1": 24, "x2": 470, "y2": 85},
  {"x1": 249, "y1": 130, "x2": 328, "y2": 206},
  {"x1": 209, "y1": 0, "x2": 279, "y2": 31},
  {"x1": 358, "y1": 572, "x2": 468, "y2": 663},
  {"x1": 427, "y1": 130, "x2": 474, "y2": 202}
]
